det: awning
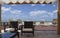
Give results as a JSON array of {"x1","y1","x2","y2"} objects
[{"x1": 0, "y1": 0, "x2": 57, "y2": 4}]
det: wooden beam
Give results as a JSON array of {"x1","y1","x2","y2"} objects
[{"x1": 58, "y1": 0, "x2": 60, "y2": 35}]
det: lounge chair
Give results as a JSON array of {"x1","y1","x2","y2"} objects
[
  {"x1": 10, "y1": 21, "x2": 19, "y2": 38},
  {"x1": 21, "y1": 21, "x2": 34, "y2": 36}
]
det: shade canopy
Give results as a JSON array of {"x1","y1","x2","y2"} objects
[{"x1": 0, "y1": 0, "x2": 57, "y2": 4}]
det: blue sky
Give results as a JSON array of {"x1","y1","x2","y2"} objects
[{"x1": 1, "y1": 2, "x2": 58, "y2": 22}]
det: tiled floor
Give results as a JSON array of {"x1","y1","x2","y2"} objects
[{"x1": 15, "y1": 31, "x2": 60, "y2": 38}]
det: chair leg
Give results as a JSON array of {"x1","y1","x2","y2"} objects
[
  {"x1": 21, "y1": 32, "x2": 23, "y2": 36},
  {"x1": 33, "y1": 32, "x2": 34, "y2": 36},
  {"x1": 18, "y1": 32, "x2": 19, "y2": 38},
  {"x1": 33, "y1": 33, "x2": 34, "y2": 36}
]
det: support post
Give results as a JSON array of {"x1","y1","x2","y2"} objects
[
  {"x1": 58, "y1": 0, "x2": 60, "y2": 35},
  {"x1": 0, "y1": 4, "x2": 1, "y2": 33}
]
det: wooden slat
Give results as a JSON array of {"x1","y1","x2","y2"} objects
[{"x1": 58, "y1": 0, "x2": 60, "y2": 35}]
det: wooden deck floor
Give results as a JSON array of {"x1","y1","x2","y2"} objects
[
  {"x1": 14, "y1": 31, "x2": 60, "y2": 38},
  {"x1": 35, "y1": 25, "x2": 57, "y2": 31}
]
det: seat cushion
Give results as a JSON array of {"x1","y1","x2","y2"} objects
[
  {"x1": 18, "y1": 30, "x2": 21, "y2": 32},
  {"x1": 22, "y1": 28, "x2": 33, "y2": 31},
  {"x1": 5, "y1": 28, "x2": 15, "y2": 32}
]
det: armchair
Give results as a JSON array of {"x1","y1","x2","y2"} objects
[{"x1": 21, "y1": 21, "x2": 34, "y2": 36}]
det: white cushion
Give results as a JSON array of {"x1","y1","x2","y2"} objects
[
  {"x1": 18, "y1": 30, "x2": 21, "y2": 32},
  {"x1": 23, "y1": 28, "x2": 33, "y2": 31},
  {"x1": 5, "y1": 28, "x2": 15, "y2": 31},
  {"x1": 1, "y1": 30, "x2": 4, "y2": 33}
]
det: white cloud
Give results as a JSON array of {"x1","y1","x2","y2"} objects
[
  {"x1": 53, "y1": 10, "x2": 58, "y2": 13},
  {"x1": 11, "y1": 4, "x2": 17, "y2": 6},
  {"x1": 1, "y1": 7, "x2": 22, "y2": 15},
  {"x1": 31, "y1": 4, "x2": 36, "y2": 6},
  {"x1": 2, "y1": 7, "x2": 11, "y2": 12},
  {"x1": 47, "y1": 10, "x2": 58, "y2": 17},
  {"x1": 53, "y1": 5, "x2": 56, "y2": 7},
  {"x1": 30, "y1": 10, "x2": 48, "y2": 16},
  {"x1": 48, "y1": 13, "x2": 53, "y2": 15},
  {"x1": 42, "y1": 15, "x2": 49, "y2": 18},
  {"x1": 10, "y1": 10, "x2": 22, "y2": 14},
  {"x1": 41, "y1": 4, "x2": 46, "y2": 6},
  {"x1": 29, "y1": 9, "x2": 57, "y2": 18}
]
